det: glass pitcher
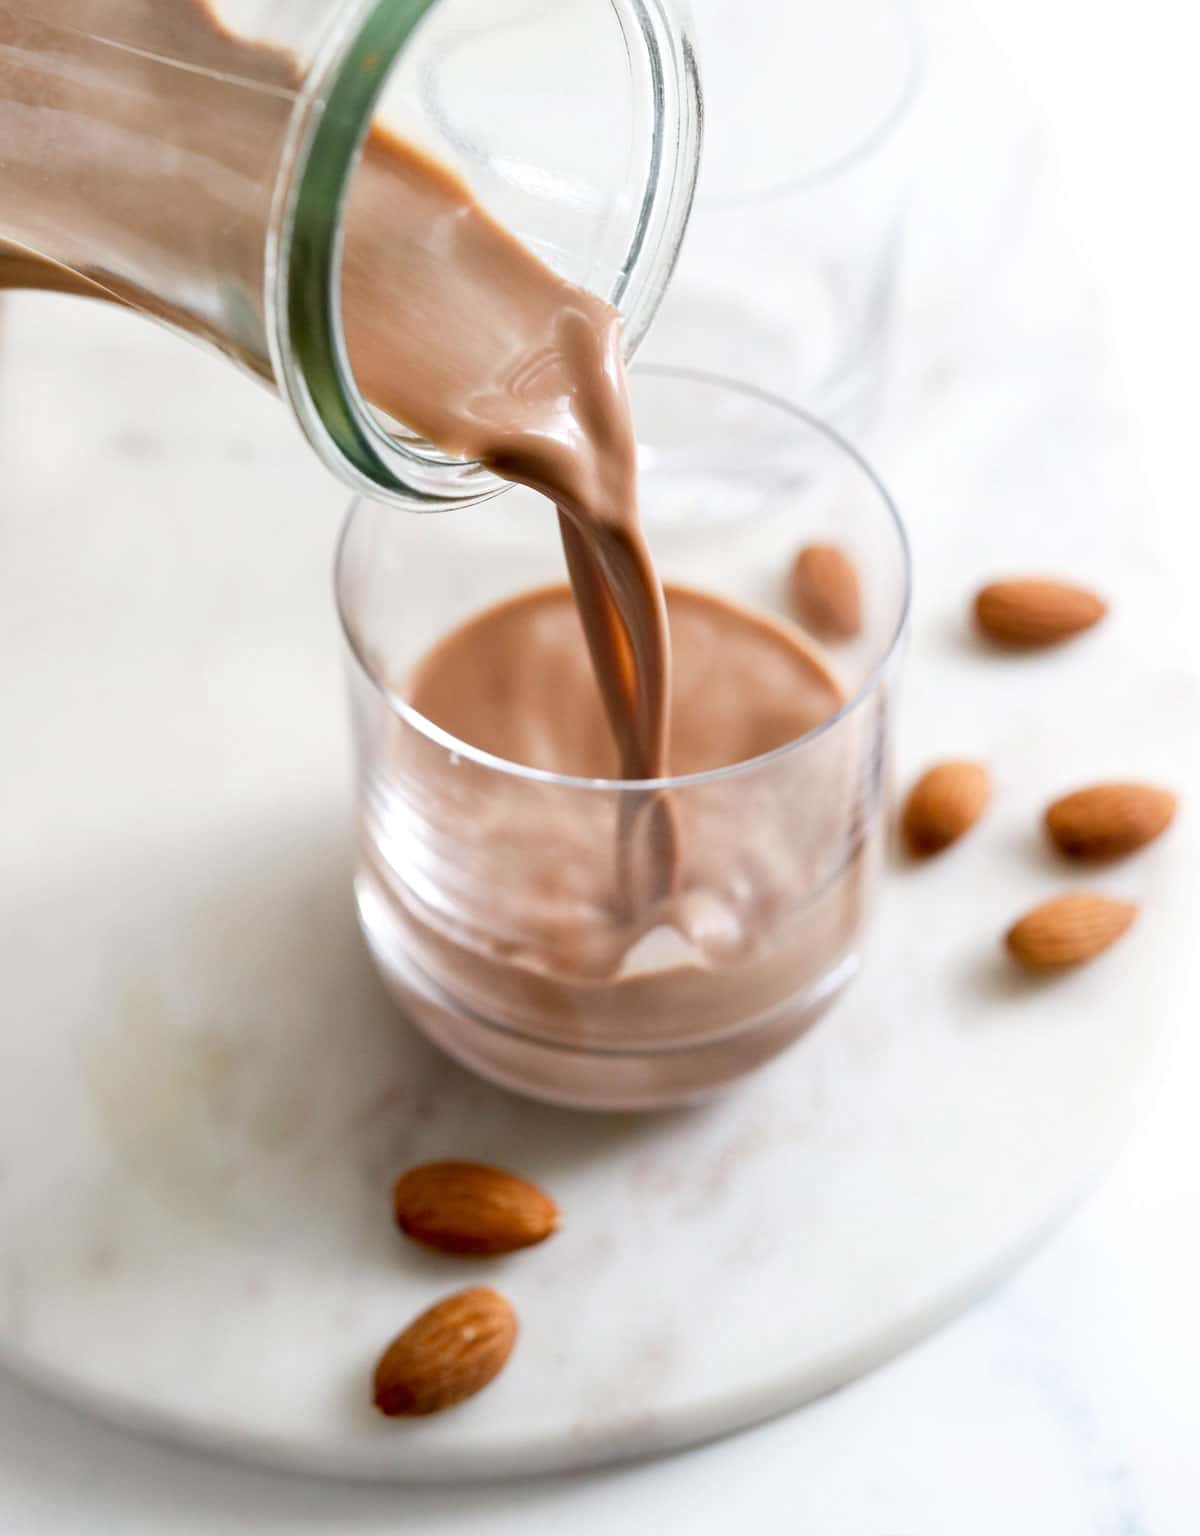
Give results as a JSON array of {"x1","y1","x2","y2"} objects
[{"x1": 0, "y1": 0, "x2": 701, "y2": 507}]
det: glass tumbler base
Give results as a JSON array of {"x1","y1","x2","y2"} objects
[{"x1": 355, "y1": 875, "x2": 856, "y2": 1112}]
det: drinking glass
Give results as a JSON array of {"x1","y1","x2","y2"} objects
[
  {"x1": 337, "y1": 368, "x2": 910, "y2": 1109},
  {"x1": 642, "y1": 0, "x2": 923, "y2": 436}
]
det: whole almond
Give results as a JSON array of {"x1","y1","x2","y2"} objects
[
  {"x1": 1045, "y1": 782, "x2": 1177, "y2": 861},
  {"x1": 1006, "y1": 892, "x2": 1137, "y2": 971},
  {"x1": 974, "y1": 578, "x2": 1106, "y2": 647},
  {"x1": 392, "y1": 1161, "x2": 559, "y2": 1256},
  {"x1": 902, "y1": 760, "x2": 991, "y2": 856},
  {"x1": 373, "y1": 1286, "x2": 517, "y2": 1417},
  {"x1": 790, "y1": 544, "x2": 862, "y2": 641}
]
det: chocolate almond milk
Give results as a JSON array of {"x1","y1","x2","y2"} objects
[
  {"x1": 341, "y1": 129, "x2": 678, "y2": 912},
  {"x1": 359, "y1": 581, "x2": 868, "y2": 1106}
]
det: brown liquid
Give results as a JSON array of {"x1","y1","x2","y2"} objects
[
  {"x1": 341, "y1": 130, "x2": 678, "y2": 911},
  {"x1": 402, "y1": 582, "x2": 847, "y2": 978},
  {"x1": 361, "y1": 582, "x2": 866, "y2": 1104},
  {"x1": 408, "y1": 583, "x2": 843, "y2": 780}
]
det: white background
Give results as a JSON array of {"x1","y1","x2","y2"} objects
[{"x1": 2, "y1": 0, "x2": 1199, "y2": 1529}]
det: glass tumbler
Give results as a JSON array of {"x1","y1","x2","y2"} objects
[
  {"x1": 337, "y1": 368, "x2": 910, "y2": 1110},
  {"x1": 642, "y1": 0, "x2": 923, "y2": 437}
]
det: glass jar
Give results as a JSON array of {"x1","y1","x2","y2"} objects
[
  {"x1": 0, "y1": 0, "x2": 700, "y2": 507},
  {"x1": 641, "y1": 0, "x2": 921, "y2": 437}
]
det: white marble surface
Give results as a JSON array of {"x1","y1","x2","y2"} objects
[
  {"x1": 1, "y1": 0, "x2": 1199, "y2": 1527},
  {"x1": 5, "y1": 203, "x2": 1191, "y2": 1479},
  {"x1": 0, "y1": 321, "x2": 1186, "y2": 1480}
]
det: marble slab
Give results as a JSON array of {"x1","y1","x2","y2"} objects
[{"x1": 0, "y1": 233, "x2": 1195, "y2": 1479}]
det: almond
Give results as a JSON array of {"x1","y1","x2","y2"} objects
[
  {"x1": 373, "y1": 1286, "x2": 518, "y2": 1417},
  {"x1": 1006, "y1": 892, "x2": 1137, "y2": 971},
  {"x1": 1045, "y1": 782, "x2": 1177, "y2": 861},
  {"x1": 790, "y1": 543, "x2": 862, "y2": 640},
  {"x1": 974, "y1": 578, "x2": 1106, "y2": 647},
  {"x1": 901, "y1": 760, "x2": 991, "y2": 856},
  {"x1": 392, "y1": 1161, "x2": 559, "y2": 1256}
]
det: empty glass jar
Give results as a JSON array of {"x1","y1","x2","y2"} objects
[{"x1": 642, "y1": 0, "x2": 922, "y2": 436}]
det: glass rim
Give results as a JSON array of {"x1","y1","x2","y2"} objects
[
  {"x1": 334, "y1": 364, "x2": 912, "y2": 795},
  {"x1": 696, "y1": 0, "x2": 925, "y2": 209},
  {"x1": 268, "y1": 0, "x2": 701, "y2": 510}
]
